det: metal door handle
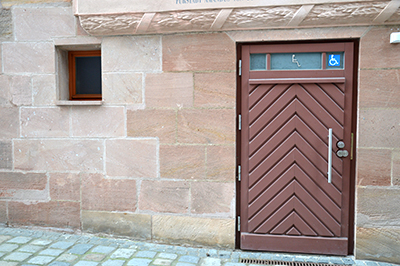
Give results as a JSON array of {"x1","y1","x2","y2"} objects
[{"x1": 328, "y1": 128, "x2": 332, "y2": 184}]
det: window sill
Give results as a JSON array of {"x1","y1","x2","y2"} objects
[{"x1": 56, "y1": 100, "x2": 103, "y2": 106}]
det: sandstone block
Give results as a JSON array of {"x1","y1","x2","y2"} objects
[
  {"x1": 32, "y1": 75, "x2": 56, "y2": 106},
  {"x1": 152, "y1": 215, "x2": 234, "y2": 248},
  {"x1": 178, "y1": 109, "x2": 235, "y2": 144},
  {"x1": 359, "y1": 69, "x2": 400, "y2": 108},
  {"x1": 71, "y1": 106, "x2": 125, "y2": 137},
  {"x1": 357, "y1": 187, "x2": 400, "y2": 227},
  {"x1": 0, "y1": 107, "x2": 19, "y2": 139},
  {"x1": 0, "y1": 141, "x2": 12, "y2": 169},
  {"x1": 0, "y1": 202, "x2": 6, "y2": 224},
  {"x1": 102, "y1": 36, "x2": 161, "y2": 72},
  {"x1": 0, "y1": 172, "x2": 47, "y2": 190},
  {"x1": 393, "y1": 151, "x2": 400, "y2": 186},
  {"x1": 106, "y1": 139, "x2": 157, "y2": 178},
  {"x1": 206, "y1": 146, "x2": 235, "y2": 181},
  {"x1": 194, "y1": 72, "x2": 235, "y2": 108},
  {"x1": 21, "y1": 107, "x2": 69, "y2": 137},
  {"x1": 82, "y1": 173, "x2": 136, "y2": 212},
  {"x1": 146, "y1": 73, "x2": 193, "y2": 108},
  {"x1": 160, "y1": 145, "x2": 205, "y2": 180},
  {"x1": 359, "y1": 109, "x2": 400, "y2": 148},
  {"x1": 191, "y1": 182, "x2": 234, "y2": 215},
  {"x1": 14, "y1": 139, "x2": 104, "y2": 172},
  {"x1": 103, "y1": 73, "x2": 142, "y2": 104},
  {"x1": 360, "y1": 27, "x2": 400, "y2": 69},
  {"x1": 82, "y1": 211, "x2": 151, "y2": 240},
  {"x1": 0, "y1": 75, "x2": 11, "y2": 106},
  {"x1": 139, "y1": 180, "x2": 189, "y2": 213},
  {"x1": 356, "y1": 227, "x2": 400, "y2": 264},
  {"x1": 3, "y1": 42, "x2": 55, "y2": 74},
  {"x1": 10, "y1": 75, "x2": 32, "y2": 106},
  {"x1": 127, "y1": 109, "x2": 176, "y2": 144},
  {"x1": 163, "y1": 33, "x2": 235, "y2": 71},
  {"x1": 14, "y1": 6, "x2": 75, "y2": 41},
  {"x1": 50, "y1": 173, "x2": 80, "y2": 201},
  {"x1": 357, "y1": 149, "x2": 391, "y2": 186},
  {"x1": 0, "y1": 8, "x2": 12, "y2": 40},
  {"x1": 8, "y1": 201, "x2": 80, "y2": 228}
]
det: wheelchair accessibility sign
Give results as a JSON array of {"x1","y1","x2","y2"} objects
[{"x1": 328, "y1": 54, "x2": 341, "y2": 67}]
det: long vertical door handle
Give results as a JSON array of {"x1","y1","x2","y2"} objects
[{"x1": 327, "y1": 128, "x2": 332, "y2": 184}]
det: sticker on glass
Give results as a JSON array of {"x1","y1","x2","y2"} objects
[{"x1": 328, "y1": 54, "x2": 341, "y2": 67}]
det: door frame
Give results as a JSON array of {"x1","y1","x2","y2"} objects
[{"x1": 235, "y1": 39, "x2": 359, "y2": 255}]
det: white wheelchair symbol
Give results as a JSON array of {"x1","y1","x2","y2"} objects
[{"x1": 329, "y1": 55, "x2": 340, "y2": 66}]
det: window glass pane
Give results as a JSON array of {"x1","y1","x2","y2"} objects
[
  {"x1": 75, "y1": 56, "x2": 102, "y2": 95},
  {"x1": 250, "y1": 53, "x2": 267, "y2": 70},
  {"x1": 271, "y1": 53, "x2": 322, "y2": 70},
  {"x1": 326, "y1": 52, "x2": 344, "y2": 69}
]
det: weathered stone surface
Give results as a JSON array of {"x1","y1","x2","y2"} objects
[
  {"x1": 160, "y1": 145, "x2": 205, "y2": 180},
  {"x1": 0, "y1": 107, "x2": 19, "y2": 139},
  {"x1": 139, "y1": 180, "x2": 189, "y2": 213},
  {"x1": 127, "y1": 109, "x2": 176, "y2": 144},
  {"x1": 2, "y1": 0, "x2": 71, "y2": 8},
  {"x1": 357, "y1": 187, "x2": 400, "y2": 227},
  {"x1": 21, "y1": 107, "x2": 69, "y2": 137},
  {"x1": 32, "y1": 75, "x2": 56, "y2": 106},
  {"x1": 14, "y1": 139, "x2": 104, "y2": 172},
  {"x1": 0, "y1": 75, "x2": 11, "y2": 106},
  {"x1": 206, "y1": 146, "x2": 235, "y2": 181},
  {"x1": 0, "y1": 202, "x2": 6, "y2": 224},
  {"x1": 106, "y1": 139, "x2": 157, "y2": 178},
  {"x1": 356, "y1": 227, "x2": 400, "y2": 264},
  {"x1": 360, "y1": 27, "x2": 400, "y2": 69},
  {"x1": 359, "y1": 69, "x2": 400, "y2": 108},
  {"x1": 103, "y1": 73, "x2": 143, "y2": 104},
  {"x1": 49, "y1": 173, "x2": 80, "y2": 201},
  {"x1": 0, "y1": 141, "x2": 12, "y2": 169},
  {"x1": 359, "y1": 109, "x2": 400, "y2": 148},
  {"x1": 163, "y1": 33, "x2": 235, "y2": 72},
  {"x1": 0, "y1": 172, "x2": 47, "y2": 190},
  {"x1": 152, "y1": 215, "x2": 235, "y2": 248},
  {"x1": 357, "y1": 149, "x2": 391, "y2": 186},
  {"x1": 0, "y1": 8, "x2": 12, "y2": 40},
  {"x1": 9, "y1": 201, "x2": 80, "y2": 228},
  {"x1": 3, "y1": 42, "x2": 55, "y2": 74},
  {"x1": 71, "y1": 106, "x2": 125, "y2": 137},
  {"x1": 177, "y1": 109, "x2": 235, "y2": 144},
  {"x1": 102, "y1": 36, "x2": 161, "y2": 72},
  {"x1": 194, "y1": 72, "x2": 235, "y2": 108},
  {"x1": 9, "y1": 75, "x2": 32, "y2": 106},
  {"x1": 82, "y1": 211, "x2": 151, "y2": 240},
  {"x1": 191, "y1": 182, "x2": 234, "y2": 215},
  {"x1": 393, "y1": 150, "x2": 400, "y2": 186},
  {"x1": 14, "y1": 6, "x2": 75, "y2": 41},
  {"x1": 146, "y1": 73, "x2": 193, "y2": 108},
  {"x1": 82, "y1": 174, "x2": 136, "y2": 212}
]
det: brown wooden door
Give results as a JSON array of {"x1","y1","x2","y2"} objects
[{"x1": 239, "y1": 42, "x2": 356, "y2": 255}]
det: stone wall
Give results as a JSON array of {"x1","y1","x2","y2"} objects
[{"x1": 0, "y1": 1, "x2": 400, "y2": 262}]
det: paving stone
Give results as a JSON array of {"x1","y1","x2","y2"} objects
[
  {"x1": 19, "y1": 245, "x2": 44, "y2": 253},
  {"x1": 91, "y1": 245, "x2": 116, "y2": 254},
  {"x1": 152, "y1": 258, "x2": 173, "y2": 265},
  {"x1": 355, "y1": 261, "x2": 366, "y2": 266},
  {"x1": 342, "y1": 258, "x2": 355, "y2": 264},
  {"x1": 0, "y1": 262, "x2": 18, "y2": 266},
  {"x1": 158, "y1": 253, "x2": 178, "y2": 260},
  {"x1": 218, "y1": 251, "x2": 231, "y2": 259},
  {"x1": 0, "y1": 236, "x2": 12, "y2": 243},
  {"x1": 50, "y1": 242, "x2": 74, "y2": 249},
  {"x1": 7, "y1": 236, "x2": 32, "y2": 244},
  {"x1": 135, "y1": 251, "x2": 157, "y2": 258},
  {"x1": 31, "y1": 239, "x2": 53, "y2": 246},
  {"x1": 74, "y1": 262, "x2": 99, "y2": 266},
  {"x1": 364, "y1": 262, "x2": 379, "y2": 266},
  {"x1": 0, "y1": 244, "x2": 19, "y2": 252},
  {"x1": 110, "y1": 248, "x2": 136, "y2": 258},
  {"x1": 179, "y1": 256, "x2": 200, "y2": 264},
  {"x1": 176, "y1": 263, "x2": 196, "y2": 266},
  {"x1": 48, "y1": 262, "x2": 70, "y2": 266},
  {"x1": 28, "y1": 256, "x2": 56, "y2": 265},
  {"x1": 127, "y1": 258, "x2": 152, "y2": 266},
  {"x1": 201, "y1": 258, "x2": 222, "y2": 266},
  {"x1": 39, "y1": 248, "x2": 64, "y2": 256},
  {"x1": 68, "y1": 244, "x2": 93, "y2": 255},
  {"x1": 102, "y1": 260, "x2": 125, "y2": 266},
  {"x1": 57, "y1": 254, "x2": 78, "y2": 262},
  {"x1": 223, "y1": 263, "x2": 246, "y2": 266},
  {"x1": 83, "y1": 254, "x2": 106, "y2": 261},
  {"x1": 3, "y1": 251, "x2": 32, "y2": 261}
]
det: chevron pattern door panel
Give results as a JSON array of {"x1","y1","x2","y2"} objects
[{"x1": 239, "y1": 43, "x2": 356, "y2": 256}]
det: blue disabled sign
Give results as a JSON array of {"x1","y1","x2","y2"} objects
[{"x1": 328, "y1": 54, "x2": 341, "y2": 67}]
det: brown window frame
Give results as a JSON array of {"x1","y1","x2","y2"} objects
[{"x1": 68, "y1": 50, "x2": 102, "y2": 101}]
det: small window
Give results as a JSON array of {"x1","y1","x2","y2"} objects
[{"x1": 68, "y1": 50, "x2": 102, "y2": 100}]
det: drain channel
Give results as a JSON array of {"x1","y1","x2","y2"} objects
[{"x1": 239, "y1": 259, "x2": 348, "y2": 266}]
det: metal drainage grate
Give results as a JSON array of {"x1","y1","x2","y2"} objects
[{"x1": 239, "y1": 259, "x2": 347, "y2": 266}]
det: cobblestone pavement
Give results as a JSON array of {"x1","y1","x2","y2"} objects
[{"x1": 0, "y1": 227, "x2": 396, "y2": 266}]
